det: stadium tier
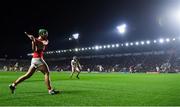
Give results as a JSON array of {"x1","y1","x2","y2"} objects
[{"x1": 1, "y1": 38, "x2": 178, "y2": 72}]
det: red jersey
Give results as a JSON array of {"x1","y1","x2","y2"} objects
[{"x1": 32, "y1": 38, "x2": 47, "y2": 58}]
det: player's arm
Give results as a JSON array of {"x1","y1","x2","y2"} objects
[
  {"x1": 41, "y1": 40, "x2": 49, "y2": 46},
  {"x1": 25, "y1": 32, "x2": 36, "y2": 42},
  {"x1": 32, "y1": 41, "x2": 36, "y2": 51},
  {"x1": 71, "y1": 60, "x2": 74, "y2": 67}
]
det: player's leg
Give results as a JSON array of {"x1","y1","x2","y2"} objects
[
  {"x1": 76, "y1": 67, "x2": 81, "y2": 79},
  {"x1": 70, "y1": 67, "x2": 75, "y2": 78},
  {"x1": 38, "y1": 60, "x2": 59, "y2": 95},
  {"x1": 9, "y1": 66, "x2": 36, "y2": 94}
]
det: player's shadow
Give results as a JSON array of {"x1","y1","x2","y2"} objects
[
  {"x1": 62, "y1": 90, "x2": 87, "y2": 94},
  {"x1": 1, "y1": 92, "x2": 48, "y2": 101}
]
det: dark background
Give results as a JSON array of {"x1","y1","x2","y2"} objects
[{"x1": 0, "y1": 0, "x2": 179, "y2": 59}]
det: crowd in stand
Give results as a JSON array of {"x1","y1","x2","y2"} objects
[
  {"x1": 0, "y1": 52, "x2": 180, "y2": 73},
  {"x1": 48, "y1": 54, "x2": 180, "y2": 73},
  {"x1": 1, "y1": 38, "x2": 180, "y2": 73}
]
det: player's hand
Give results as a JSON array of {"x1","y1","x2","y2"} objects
[{"x1": 25, "y1": 32, "x2": 35, "y2": 41}]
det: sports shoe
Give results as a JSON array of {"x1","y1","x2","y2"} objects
[
  {"x1": 49, "y1": 89, "x2": 60, "y2": 95},
  {"x1": 9, "y1": 84, "x2": 16, "y2": 94},
  {"x1": 76, "y1": 76, "x2": 80, "y2": 79}
]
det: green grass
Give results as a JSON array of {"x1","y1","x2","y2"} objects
[{"x1": 0, "y1": 71, "x2": 180, "y2": 106}]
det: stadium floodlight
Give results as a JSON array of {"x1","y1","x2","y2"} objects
[
  {"x1": 95, "y1": 46, "x2": 99, "y2": 50},
  {"x1": 135, "y1": 42, "x2": 139, "y2": 46},
  {"x1": 130, "y1": 42, "x2": 133, "y2": 46},
  {"x1": 88, "y1": 47, "x2": 91, "y2": 50},
  {"x1": 117, "y1": 24, "x2": 127, "y2": 34},
  {"x1": 173, "y1": 38, "x2": 176, "y2": 41},
  {"x1": 103, "y1": 45, "x2": 107, "y2": 49},
  {"x1": 125, "y1": 43, "x2": 129, "y2": 47},
  {"x1": 146, "y1": 40, "x2": 150, "y2": 45},
  {"x1": 154, "y1": 40, "x2": 157, "y2": 43},
  {"x1": 121, "y1": 44, "x2": 124, "y2": 46},
  {"x1": 159, "y1": 38, "x2": 164, "y2": 43},
  {"x1": 141, "y1": 41, "x2": 145, "y2": 45},
  {"x1": 72, "y1": 33, "x2": 79, "y2": 40},
  {"x1": 85, "y1": 48, "x2": 88, "y2": 50},
  {"x1": 166, "y1": 38, "x2": 170, "y2": 42},
  {"x1": 99, "y1": 46, "x2": 102, "y2": 49},
  {"x1": 92, "y1": 47, "x2": 95, "y2": 50},
  {"x1": 116, "y1": 44, "x2": 119, "y2": 47},
  {"x1": 112, "y1": 44, "x2": 115, "y2": 48},
  {"x1": 69, "y1": 37, "x2": 73, "y2": 41},
  {"x1": 107, "y1": 45, "x2": 111, "y2": 48},
  {"x1": 75, "y1": 48, "x2": 78, "y2": 52},
  {"x1": 82, "y1": 48, "x2": 85, "y2": 51},
  {"x1": 169, "y1": 9, "x2": 180, "y2": 24}
]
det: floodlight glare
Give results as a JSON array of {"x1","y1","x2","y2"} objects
[
  {"x1": 72, "y1": 33, "x2": 79, "y2": 40},
  {"x1": 135, "y1": 42, "x2": 139, "y2": 45},
  {"x1": 125, "y1": 43, "x2": 129, "y2": 47},
  {"x1": 154, "y1": 40, "x2": 157, "y2": 43},
  {"x1": 75, "y1": 48, "x2": 78, "y2": 52},
  {"x1": 117, "y1": 24, "x2": 127, "y2": 34},
  {"x1": 130, "y1": 43, "x2": 133, "y2": 46},
  {"x1": 95, "y1": 46, "x2": 99, "y2": 50},
  {"x1": 99, "y1": 46, "x2": 102, "y2": 49},
  {"x1": 69, "y1": 38, "x2": 72, "y2": 41},
  {"x1": 141, "y1": 41, "x2": 145, "y2": 45},
  {"x1": 170, "y1": 9, "x2": 180, "y2": 24},
  {"x1": 166, "y1": 38, "x2": 170, "y2": 42},
  {"x1": 159, "y1": 38, "x2": 164, "y2": 43},
  {"x1": 146, "y1": 40, "x2": 150, "y2": 44},
  {"x1": 107, "y1": 45, "x2": 111, "y2": 48},
  {"x1": 116, "y1": 44, "x2": 119, "y2": 47}
]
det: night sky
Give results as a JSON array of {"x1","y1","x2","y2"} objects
[{"x1": 0, "y1": 0, "x2": 180, "y2": 59}]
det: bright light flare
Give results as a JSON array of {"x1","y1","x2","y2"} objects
[
  {"x1": 117, "y1": 24, "x2": 127, "y2": 34},
  {"x1": 72, "y1": 33, "x2": 79, "y2": 40}
]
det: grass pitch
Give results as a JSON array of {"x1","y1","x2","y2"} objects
[{"x1": 0, "y1": 71, "x2": 180, "y2": 106}]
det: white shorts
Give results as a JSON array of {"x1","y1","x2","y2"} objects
[
  {"x1": 31, "y1": 58, "x2": 46, "y2": 68},
  {"x1": 72, "y1": 67, "x2": 80, "y2": 72}
]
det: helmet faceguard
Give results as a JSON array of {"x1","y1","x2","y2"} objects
[{"x1": 39, "y1": 29, "x2": 48, "y2": 39}]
